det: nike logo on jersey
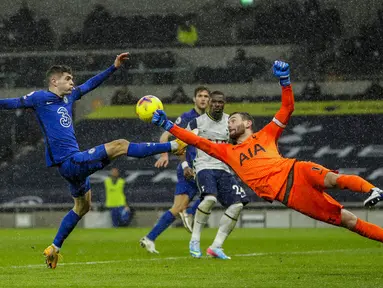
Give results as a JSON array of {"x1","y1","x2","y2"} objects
[
  {"x1": 46, "y1": 101, "x2": 54, "y2": 105},
  {"x1": 239, "y1": 144, "x2": 266, "y2": 166}
]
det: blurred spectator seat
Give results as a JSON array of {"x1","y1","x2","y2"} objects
[
  {"x1": 363, "y1": 79, "x2": 383, "y2": 100},
  {"x1": 300, "y1": 80, "x2": 322, "y2": 101},
  {"x1": 111, "y1": 86, "x2": 135, "y2": 105},
  {"x1": 169, "y1": 86, "x2": 190, "y2": 103}
]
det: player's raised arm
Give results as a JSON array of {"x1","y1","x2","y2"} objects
[
  {"x1": 262, "y1": 61, "x2": 294, "y2": 138},
  {"x1": 152, "y1": 110, "x2": 227, "y2": 162},
  {"x1": 0, "y1": 92, "x2": 36, "y2": 109},
  {"x1": 73, "y1": 52, "x2": 130, "y2": 100}
]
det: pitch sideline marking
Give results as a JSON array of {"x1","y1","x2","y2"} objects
[{"x1": 3, "y1": 248, "x2": 379, "y2": 269}]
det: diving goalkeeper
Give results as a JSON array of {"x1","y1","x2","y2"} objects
[{"x1": 152, "y1": 60, "x2": 383, "y2": 244}]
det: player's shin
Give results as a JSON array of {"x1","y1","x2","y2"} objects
[
  {"x1": 146, "y1": 210, "x2": 176, "y2": 241},
  {"x1": 335, "y1": 175, "x2": 374, "y2": 193},
  {"x1": 127, "y1": 142, "x2": 172, "y2": 158},
  {"x1": 211, "y1": 203, "x2": 243, "y2": 248},
  {"x1": 191, "y1": 196, "x2": 217, "y2": 242},
  {"x1": 351, "y1": 218, "x2": 383, "y2": 243},
  {"x1": 52, "y1": 210, "x2": 81, "y2": 250}
]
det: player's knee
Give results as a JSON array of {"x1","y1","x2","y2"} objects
[
  {"x1": 82, "y1": 203, "x2": 91, "y2": 216},
  {"x1": 171, "y1": 202, "x2": 187, "y2": 213},
  {"x1": 75, "y1": 201, "x2": 91, "y2": 217},
  {"x1": 340, "y1": 209, "x2": 357, "y2": 229},
  {"x1": 324, "y1": 172, "x2": 340, "y2": 188},
  {"x1": 172, "y1": 196, "x2": 189, "y2": 213},
  {"x1": 199, "y1": 195, "x2": 217, "y2": 212},
  {"x1": 225, "y1": 203, "x2": 244, "y2": 220},
  {"x1": 107, "y1": 139, "x2": 130, "y2": 156},
  {"x1": 114, "y1": 139, "x2": 130, "y2": 152}
]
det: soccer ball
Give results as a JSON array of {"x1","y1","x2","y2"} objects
[{"x1": 136, "y1": 95, "x2": 164, "y2": 122}]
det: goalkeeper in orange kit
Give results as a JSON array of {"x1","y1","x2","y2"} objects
[{"x1": 152, "y1": 60, "x2": 383, "y2": 247}]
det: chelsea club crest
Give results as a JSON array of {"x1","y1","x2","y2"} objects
[{"x1": 63, "y1": 96, "x2": 68, "y2": 104}]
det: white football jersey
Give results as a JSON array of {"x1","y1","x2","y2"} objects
[{"x1": 187, "y1": 113, "x2": 231, "y2": 173}]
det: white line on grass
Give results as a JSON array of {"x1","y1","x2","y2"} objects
[{"x1": 3, "y1": 248, "x2": 379, "y2": 269}]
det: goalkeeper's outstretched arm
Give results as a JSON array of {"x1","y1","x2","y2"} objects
[{"x1": 169, "y1": 125, "x2": 227, "y2": 162}]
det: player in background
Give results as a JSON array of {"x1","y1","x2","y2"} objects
[
  {"x1": 187, "y1": 91, "x2": 249, "y2": 260},
  {"x1": 140, "y1": 86, "x2": 210, "y2": 253},
  {"x1": 152, "y1": 60, "x2": 383, "y2": 248},
  {"x1": 0, "y1": 53, "x2": 186, "y2": 269}
]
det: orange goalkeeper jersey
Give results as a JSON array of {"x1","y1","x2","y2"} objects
[{"x1": 169, "y1": 86, "x2": 296, "y2": 202}]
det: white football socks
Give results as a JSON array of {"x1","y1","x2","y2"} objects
[
  {"x1": 170, "y1": 141, "x2": 178, "y2": 151},
  {"x1": 52, "y1": 243, "x2": 60, "y2": 252},
  {"x1": 191, "y1": 195, "x2": 217, "y2": 242},
  {"x1": 211, "y1": 203, "x2": 244, "y2": 249}
]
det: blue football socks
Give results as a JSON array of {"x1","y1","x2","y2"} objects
[
  {"x1": 127, "y1": 142, "x2": 171, "y2": 158},
  {"x1": 53, "y1": 210, "x2": 81, "y2": 249},
  {"x1": 147, "y1": 210, "x2": 176, "y2": 241}
]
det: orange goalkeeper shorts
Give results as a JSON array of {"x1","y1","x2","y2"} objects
[{"x1": 276, "y1": 161, "x2": 343, "y2": 226}]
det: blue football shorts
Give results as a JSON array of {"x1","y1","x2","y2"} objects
[
  {"x1": 58, "y1": 144, "x2": 110, "y2": 197},
  {"x1": 196, "y1": 169, "x2": 249, "y2": 207},
  {"x1": 174, "y1": 165, "x2": 199, "y2": 200}
]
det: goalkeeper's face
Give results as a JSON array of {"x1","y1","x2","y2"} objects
[
  {"x1": 55, "y1": 72, "x2": 74, "y2": 96},
  {"x1": 228, "y1": 114, "x2": 246, "y2": 140}
]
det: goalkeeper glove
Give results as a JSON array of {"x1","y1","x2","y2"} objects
[
  {"x1": 152, "y1": 110, "x2": 174, "y2": 131},
  {"x1": 273, "y1": 60, "x2": 291, "y2": 87}
]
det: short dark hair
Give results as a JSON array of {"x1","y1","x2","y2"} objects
[
  {"x1": 229, "y1": 111, "x2": 255, "y2": 131},
  {"x1": 211, "y1": 90, "x2": 225, "y2": 99},
  {"x1": 45, "y1": 65, "x2": 72, "y2": 82},
  {"x1": 194, "y1": 86, "x2": 210, "y2": 98}
]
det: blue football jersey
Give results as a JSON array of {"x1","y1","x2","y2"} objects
[
  {"x1": 20, "y1": 90, "x2": 80, "y2": 166},
  {"x1": 174, "y1": 108, "x2": 200, "y2": 169},
  {"x1": 0, "y1": 65, "x2": 117, "y2": 167}
]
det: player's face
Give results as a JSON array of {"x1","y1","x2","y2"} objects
[
  {"x1": 194, "y1": 90, "x2": 210, "y2": 110},
  {"x1": 54, "y1": 72, "x2": 74, "y2": 96},
  {"x1": 110, "y1": 168, "x2": 119, "y2": 178},
  {"x1": 209, "y1": 94, "x2": 225, "y2": 116},
  {"x1": 228, "y1": 114, "x2": 246, "y2": 139}
]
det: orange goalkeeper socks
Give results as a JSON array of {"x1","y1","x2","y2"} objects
[
  {"x1": 352, "y1": 218, "x2": 383, "y2": 243},
  {"x1": 336, "y1": 175, "x2": 374, "y2": 193}
]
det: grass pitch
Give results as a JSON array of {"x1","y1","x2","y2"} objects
[{"x1": 0, "y1": 228, "x2": 382, "y2": 287}]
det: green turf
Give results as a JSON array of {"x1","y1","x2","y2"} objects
[{"x1": 0, "y1": 228, "x2": 382, "y2": 287}]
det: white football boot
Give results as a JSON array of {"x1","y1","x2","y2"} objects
[
  {"x1": 179, "y1": 210, "x2": 193, "y2": 233},
  {"x1": 139, "y1": 236, "x2": 159, "y2": 254},
  {"x1": 364, "y1": 188, "x2": 383, "y2": 207}
]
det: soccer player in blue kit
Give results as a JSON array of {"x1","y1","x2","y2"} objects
[
  {"x1": 0, "y1": 53, "x2": 185, "y2": 268},
  {"x1": 140, "y1": 86, "x2": 210, "y2": 253}
]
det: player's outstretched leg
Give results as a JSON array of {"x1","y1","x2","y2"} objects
[
  {"x1": 287, "y1": 162, "x2": 383, "y2": 244},
  {"x1": 340, "y1": 209, "x2": 383, "y2": 243},
  {"x1": 327, "y1": 173, "x2": 382, "y2": 207},
  {"x1": 105, "y1": 139, "x2": 186, "y2": 161},
  {"x1": 207, "y1": 203, "x2": 243, "y2": 260},
  {"x1": 44, "y1": 191, "x2": 90, "y2": 269},
  {"x1": 180, "y1": 199, "x2": 201, "y2": 233},
  {"x1": 190, "y1": 195, "x2": 217, "y2": 258}
]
